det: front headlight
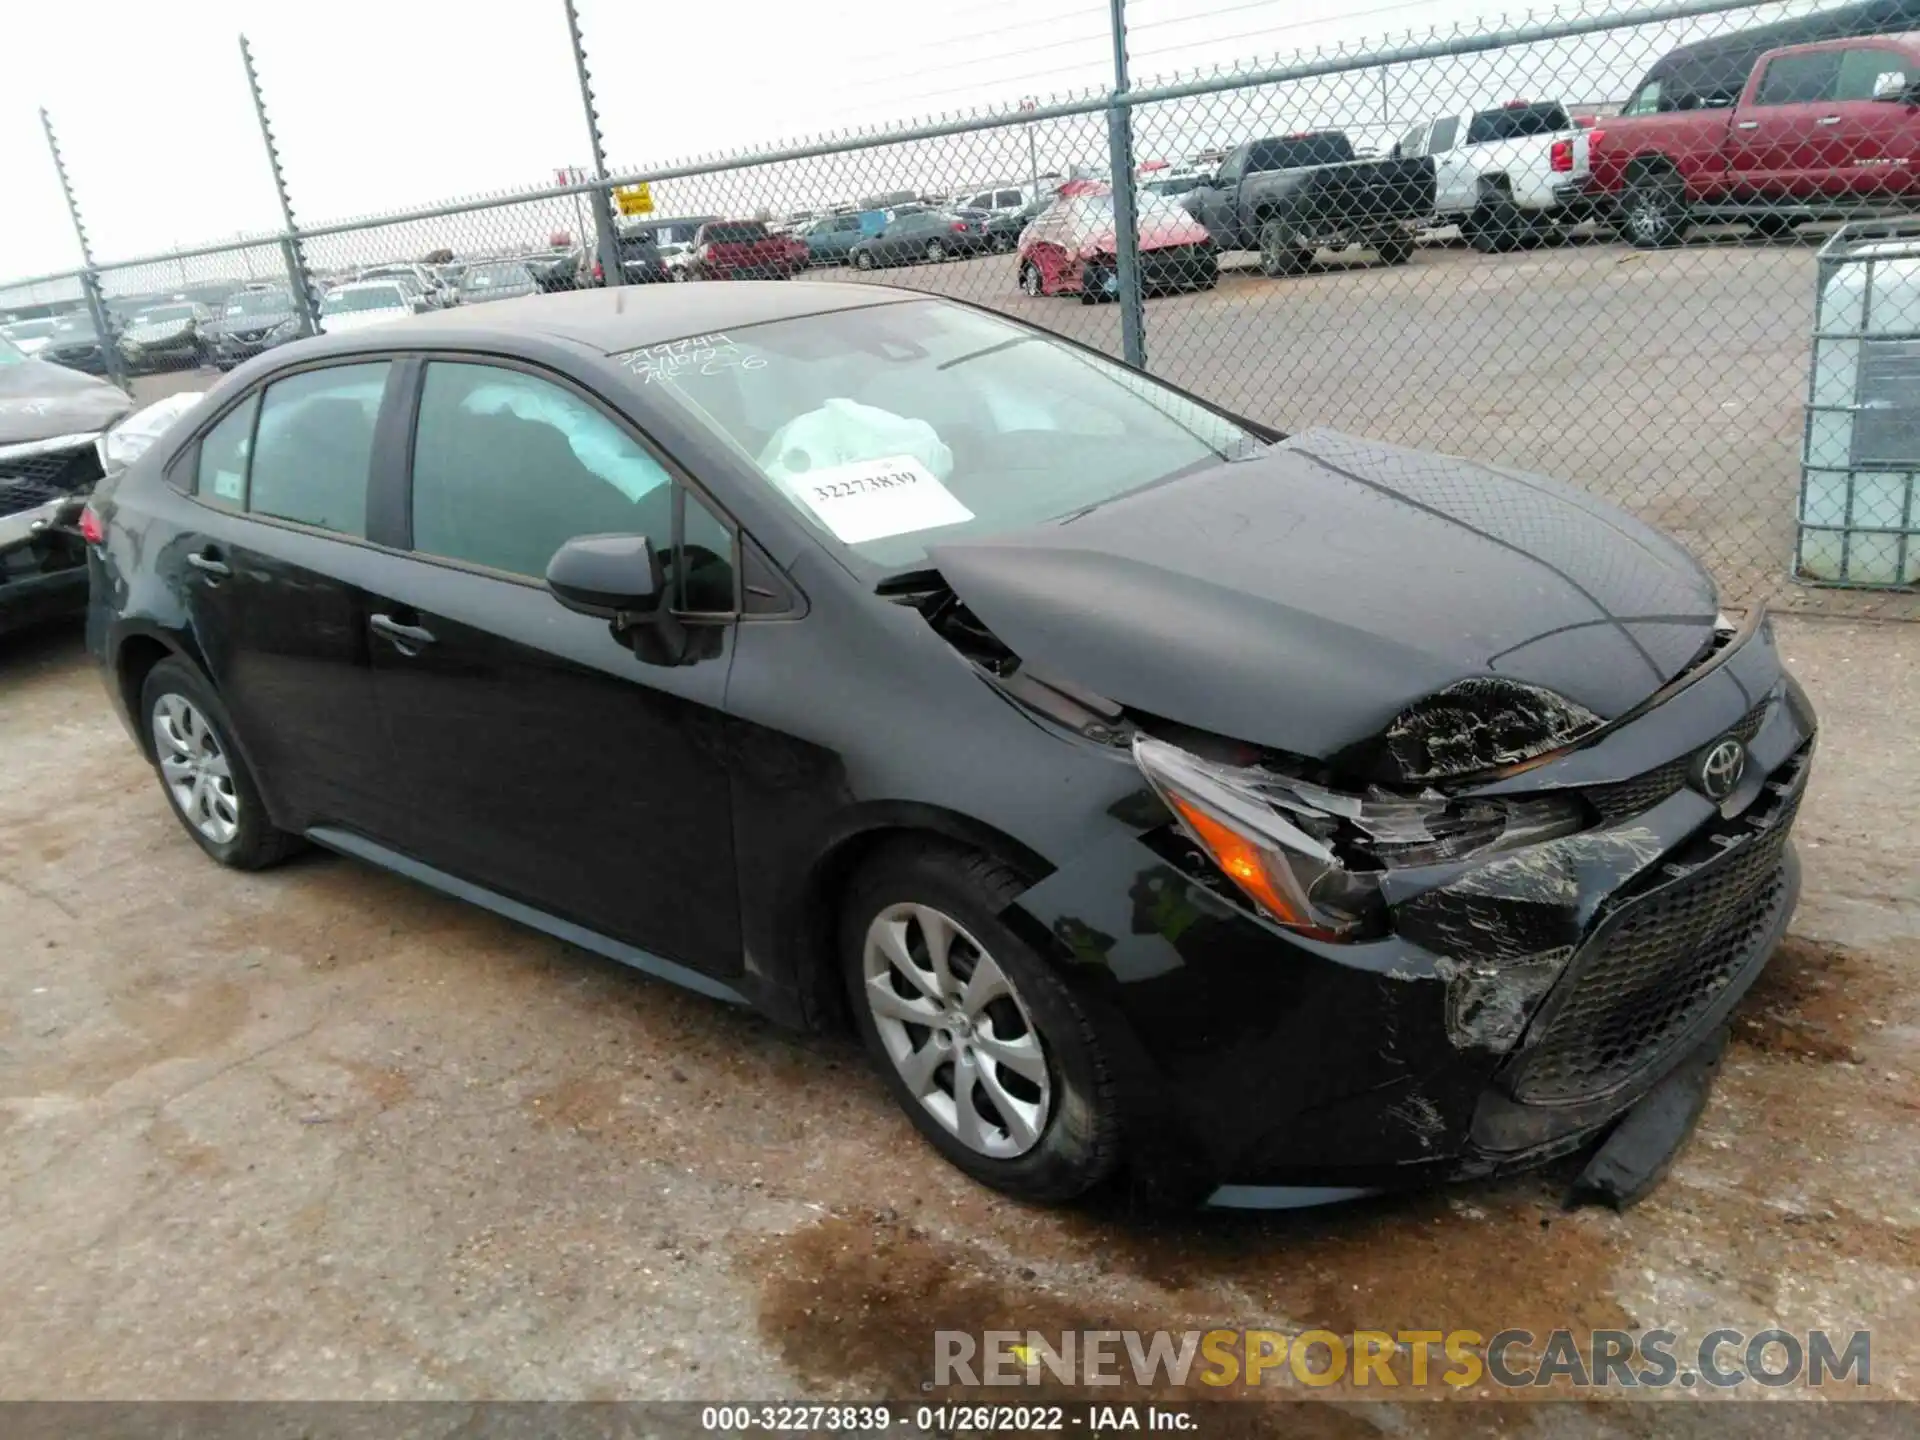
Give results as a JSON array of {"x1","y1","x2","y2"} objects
[
  {"x1": 1133, "y1": 735, "x2": 1588, "y2": 941},
  {"x1": 94, "y1": 390, "x2": 207, "y2": 474}
]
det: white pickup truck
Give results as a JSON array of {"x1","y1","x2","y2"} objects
[{"x1": 1393, "y1": 100, "x2": 1594, "y2": 251}]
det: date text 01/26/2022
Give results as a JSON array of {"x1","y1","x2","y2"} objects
[{"x1": 697, "y1": 1404, "x2": 1196, "y2": 1431}]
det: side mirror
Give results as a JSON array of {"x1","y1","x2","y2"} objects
[{"x1": 546, "y1": 533, "x2": 664, "y2": 619}]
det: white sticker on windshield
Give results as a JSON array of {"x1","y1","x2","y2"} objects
[{"x1": 787, "y1": 454, "x2": 972, "y2": 544}]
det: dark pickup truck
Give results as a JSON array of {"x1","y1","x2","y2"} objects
[{"x1": 1182, "y1": 130, "x2": 1437, "y2": 275}]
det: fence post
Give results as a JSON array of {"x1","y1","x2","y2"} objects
[
  {"x1": 1104, "y1": 0, "x2": 1147, "y2": 369},
  {"x1": 562, "y1": 0, "x2": 626, "y2": 288},
  {"x1": 39, "y1": 108, "x2": 128, "y2": 394},
  {"x1": 239, "y1": 34, "x2": 322, "y2": 337}
]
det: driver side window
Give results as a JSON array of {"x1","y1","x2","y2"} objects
[{"x1": 409, "y1": 361, "x2": 734, "y2": 611}]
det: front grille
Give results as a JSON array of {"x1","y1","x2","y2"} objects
[
  {"x1": 1585, "y1": 697, "x2": 1771, "y2": 820},
  {"x1": 1505, "y1": 756, "x2": 1804, "y2": 1106},
  {"x1": 0, "y1": 442, "x2": 102, "y2": 518}
]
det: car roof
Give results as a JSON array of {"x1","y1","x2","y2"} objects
[
  {"x1": 1649, "y1": 0, "x2": 1920, "y2": 74},
  {"x1": 292, "y1": 280, "x2": 922, "y2": 357}
]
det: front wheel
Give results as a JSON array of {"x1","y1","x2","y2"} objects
[
  {"x1": 854, "y1": 249, "x2": 875, "y2": 270},
  {"x1": 1622, "y1": 172, "x2": 1688, "y2": 248},
  {"x1": 1019, "y1": 260, "x2": 1044, "y2": 296},
  {"x1": 1258, "y1": 217, "x2": 1311, "y2": 277},
  {"x1": 925, "y1": 240, "x2": 947, "y2": 263},
  {"x1": 843, "y1": 842, "x2": 1122, "y2": 1202},
  {"x1": 141, "y1": 658, "x2": 301, "y2": 870},
  {"x1": 1374, "y1": 233, "x2": 1414, "y2": 266}
]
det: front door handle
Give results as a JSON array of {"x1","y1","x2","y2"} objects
[
  {"x1": 186, "y1": 550, "x2": 231, "y2": 579},
  {"x1": 1735, "y1": 120, "x2": 1760, "y2": 130},
  {"x1": 370, "y1": 613, "x2": 437, "y2": 650},
  {"x1": 1817, "y1": 114, "x2": 1844, "y2": 125}
]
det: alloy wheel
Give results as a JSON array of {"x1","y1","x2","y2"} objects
[
  {"x1": 862, "y1": 902, "x2": 1052, "y2": 1159},
  {"x1": 1020, "y1": 263, "x2": 1042, "y2": 296},
  {"x1": 926, "y1": 241, "x2": 946, "y2": 262},
  {"x1": 151, "y1": 693, "x2": 240, "y2": 845}
]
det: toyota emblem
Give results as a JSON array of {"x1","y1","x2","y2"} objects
[{"x1": 1693, "y1": 737, "x2": 1748, "y2": 802}]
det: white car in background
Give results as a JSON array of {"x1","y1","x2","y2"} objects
[
  {"x1": 317, "y1": 281, "x2": 421, "y2": 335},
  {"x1": 1396, "y1": 100, "x2": 1593, "y2": 251},
  {"x1": 1, "y1": 318, "x2": 57, "y2": 357}
]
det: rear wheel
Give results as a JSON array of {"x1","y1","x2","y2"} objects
[
  {"x1": 1463, "y1": 196, "x2": 1526, "y2": 253},
  {"x1": 925, "y1": 240, "x2": 947, "y2": 263},
  {"x1": 1622, "y1": 171, "x2": 1688, "y2": 248},
  {"x1": 1375, "y1": 233, "x2": 1414, "y2": 265},
  {"x1": 1752, "y1": 212, "x2": 1797, "y2": 240},
  {"x1": 854, "y1": 249, "x2": 875, "y2": 270},
  {"x1": 1258, "y1": 218, "x2": 1311, "y2": 277},
  {"x1": 843, "y1": 842, "x2": 1122, "y2": 1202},
  {"x1": 141, "y1": 658, "x2": 301, "y2": 870}
]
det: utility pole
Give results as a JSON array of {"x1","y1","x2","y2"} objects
[
  {"x1": 1103, "y1": 0, "x2": 1147, "y2": 368},
  {"x1": 39, "y1": 108, "x2": 128, "y2": 392},
  {"x1": 240, "y1": 34, "x2": 322, "y2": 335},
  {"x1": 562, "y1": 0, "x2": 625, "y2": 287},
  {"x1": 1021, "y1": 96, "x2": 1041, "y2": 194}
]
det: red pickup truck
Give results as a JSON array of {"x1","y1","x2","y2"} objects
[{"x1": 1586, "y1": 33, "x2": 1920, "y2": 245}]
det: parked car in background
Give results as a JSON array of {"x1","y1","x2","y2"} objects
[
  {"x1": 1142, "y1": 169, "x2": 1211, "y2": 199},
  {"x1": 689, "y1": 221, "x2": 808, "y2": 280},
  {"x1": 797, "y1": 212, "x2": 871, "y2": 265},
  {"x1": 318, "y1": 281, "x2": 421, "y2": 333},
  {"x1": 1585, "y1": 32, "x2": 1920, "y2": 244},
  {"x1": 39, "y1": 313, "x2": 118, "y2": 375},
  {"x1": 120, "y1": 302, "x2": 216, "y2": 373},
  {"x1": 1397, "y1": 100, "x2": 1593, "y2": 251},
  {"x1": 362, "y1": 263, "x2": 452, "y2": 307},
  {"x1": 203, "y1": 288, "x2": 302, "y2": 370},
  {"x1": 1183, "y1": 130, "x2": 1437, "y2": 275},
  {"x1": 849, "y1": 211, "x2": 990, "y2": 269},
  {"x1": 958, "y1": 196, "x2": 1047, "y2": 253},
  {"x1": 619, "y1": 217, "x2": 721, "y2": 281},
  {"x1": 956, "y1": 184, "x2": 1033, "y2": 219},
  {"x1": 1, "y1": 317, "x2": 57, "y2": 358},
  {"x1": 455, "y1": 261, "x2": 544, "y2": 306},
  {"x1": 84, "y1": 283, "x2": 1816, "y2": 1210},
  {"x1": 1018, "y1": 188, "x2": 1217, "y2": 301},
  {"x1": 0, "y1": 330, "x2": 131, "y2": 631}
]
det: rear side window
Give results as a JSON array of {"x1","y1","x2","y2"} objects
[
  {"x1": 1428, "y1": 116, "x2": 1460, "y2": 153},
  {"x1": 1465, "y1": 104, "x2": 1569, "y2": 144},
  {"x1": 248, "y1": 362, "x2": 389, "y2": 537},
  {"x1": 1755, "y1": 51, "x2": 1843, "y2": 106},
  {"x1": 195, "y1": 395, "x2": 258, "y2": 511}
]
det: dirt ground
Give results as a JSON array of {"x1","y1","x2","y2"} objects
[{"x1": 0, "y1": 610, "x2": 1914, "y2": 1427}]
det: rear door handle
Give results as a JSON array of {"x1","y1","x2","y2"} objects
[
  {"x1": 1734, "y1": 120, "x2": 1760, "y2": 130},
  {"x1": 1817, "y1": 115, "x2": 1844, "y2": 125},
  {"x1": 369, "y1": 613, "x2": 437, "y2": 650},
  {"x1": 186, "y1": 550, "x2": 231, "y2": 579}
]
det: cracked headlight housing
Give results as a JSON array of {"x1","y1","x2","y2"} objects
[{"x1": 1133, "y1": 735, "x2": 1589, "y2": 941}]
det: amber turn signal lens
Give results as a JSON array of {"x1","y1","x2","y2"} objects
[{"x1": 1166, "y1": 792, "x2": 1314, "y2": 929}]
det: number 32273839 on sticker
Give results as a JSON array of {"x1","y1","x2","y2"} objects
[{"x1": 788, "y1": 454, "x2": 974, "y2": 544}]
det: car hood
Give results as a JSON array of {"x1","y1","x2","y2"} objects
[
  {"x1": 926, "y1": 428, "x2": 1718, "y2": 768},
  {"x1": 126, "y1": 320, "x2": 194, "y2": 343},
  {"x1": 319, "y1": 307, "x2": 409, "y2": 332},
  {"x1": 0, "y1": 357, "x2": 133, "y2": 445}
]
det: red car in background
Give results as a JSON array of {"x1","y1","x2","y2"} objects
[
  {"x1": 1581, "y1": 32, "x2": 1920, "y2": 245},
  {"x1": 1016, "y1": 186, "x2": 1218, "y2": 303},
  {"x1": 688, "y1": 220, "x2": 808, "y2": 279}
]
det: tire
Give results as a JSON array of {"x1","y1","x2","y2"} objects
[
  {"x1": 1622, "y1": 170, "x2": 1688, "y2": 248},
  {"x1": 1079, "y1": 262, "x2": 1114, "y2": 304},
  {"x1": 1019, "y1": 260, "x2": 1044, "y2": 297},
  {"x1": 1257, "y1": 217, "x2": 1311, "y2": 277},
  {"x1": 842, "y1": 841, "x2": 1122, "y2": 1203},
  {"x1": 925, "y1": 240, "x2": 947, "y2": 263},
  {"x1": 1463, "y1": 196, "x2": 1525, "y2": 253},
  {"x1": 140, "y1": 657, "x2": 301, "y2": 871},
  {"x1": 1752, "y1": 212, "x2": 1796, "y2": 240},
  {"x1": 1375, "y1": 233, "x2": 1414, "y2": 266},
  {"x1": 854, "y1": 249, "x2": 875, "y2": 270}
]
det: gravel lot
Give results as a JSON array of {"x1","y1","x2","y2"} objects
[{"x1": 1, "y1": 603, "x2": 1916, "y2": 1421}]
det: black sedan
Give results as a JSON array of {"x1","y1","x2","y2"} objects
[
  {"x1": 83, "y1": 284, "x2": 1815, "y2": 1208},
  {"x1": 849, "y1": 211, "x2": 990, "y2": 270},
  {"x1": 202, "y1": 288, "x2": 303, "y2": 370},
  {"x1": 39, "y1": 312, "x2": 120, "y2": 376},
  {"x1": 120, "y1": 302, "x2": 216, "y2": 373}
]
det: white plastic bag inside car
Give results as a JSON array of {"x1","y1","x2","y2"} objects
[
  {"x1": 758, "y1": 397, "x2": 954, "y2": 485},
  {"x1": 98, "y1": 391, "x2": 204, "y2": 473}
]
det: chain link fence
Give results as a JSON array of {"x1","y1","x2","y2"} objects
[{"x1": 6, "y1": 0, "x2": 1920, "y2": 615}]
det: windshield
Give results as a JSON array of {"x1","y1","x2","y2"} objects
[
  {"x1": 461, "y1": 263, "x2": 533, "y2": 291},
  {"x1": 135, "y1": 305, "x2": 197, "y2": 326},
  {"x1": 3, "y1": 319, "x2": 55, "y2": 340},
  {"x1": 617, "y1": 299, "x2": 1259, "y2": 570},
  {"x1": 322, "y1": 285, "x2": 406, "y2": 315},
  {"x1": 51, "y1": 315, "x2": 98, "y2": 339},
  {"x1": 1466, "y1": 103, "x2": 1571, "y2": 144},
  {"x1": 225, "y1": 291, "x2": 291, "y2": 317}
]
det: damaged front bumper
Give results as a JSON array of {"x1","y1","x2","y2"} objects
[
  {"x1": 1008, "y1": 614, "x2": 1816, "y2": 1206},
  {"x1": 0, "y1": 429, "x2": 107, "y2": 631}
]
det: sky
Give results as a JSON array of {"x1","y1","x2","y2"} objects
[{"x1": 0, "y1": 0, "x2": 1821, "y2": 292}]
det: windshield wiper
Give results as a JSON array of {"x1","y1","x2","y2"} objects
[{"x1": 937, "y1": 335, "x2": 1039, "y2": 371}]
